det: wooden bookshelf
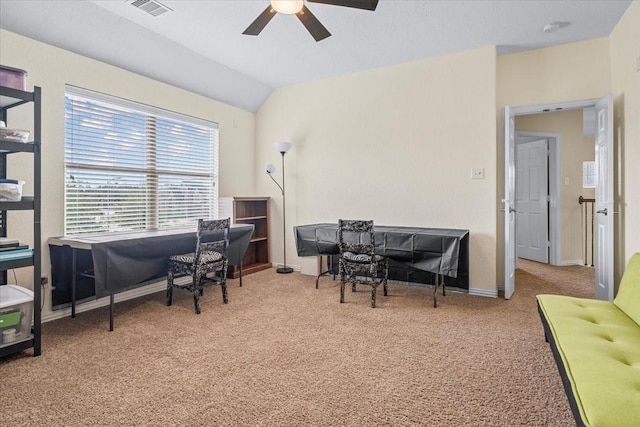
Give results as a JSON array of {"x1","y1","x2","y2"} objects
[{"x1": 220, "y1": 197, "x2": 271, "y2": 278}]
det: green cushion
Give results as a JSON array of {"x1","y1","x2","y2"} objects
[
  {"x1": 537, "y1": 294, "x2": 640, "y2": 427},
  {"x1": 613, "y1": 252, "x2": 640, "y2": 326}
]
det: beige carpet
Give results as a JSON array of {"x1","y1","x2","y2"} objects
[{"x1": 0, "y1": 260, "x2": 594, "y2": 426}]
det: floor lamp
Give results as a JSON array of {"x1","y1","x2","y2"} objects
[{"x1": 266, "y1": 141, "x2": 293, "y2": 274}]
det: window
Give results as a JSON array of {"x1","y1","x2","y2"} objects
[{"x1": 64, "y1": 86, "x2": 219, "y2": 236}]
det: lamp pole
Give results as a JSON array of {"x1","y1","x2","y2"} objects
[
  {"x1": 278, "y1": 150, "x2": 292, "y2": 273},
  {"x1": 267, "y1": 141, "x2": 293, "y2": 274}
]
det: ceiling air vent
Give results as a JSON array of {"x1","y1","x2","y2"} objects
[{"x1": 130, "y1": 0, "x2": 172, "y2": 17}]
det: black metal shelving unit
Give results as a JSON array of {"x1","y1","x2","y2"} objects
[{"x1": 0, "y1": 85, "x2": 42, "y2": 357}]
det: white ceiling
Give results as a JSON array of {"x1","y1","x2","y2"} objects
[{"x1": 0, "y1": 0, "x2": 632, "y2": 112}]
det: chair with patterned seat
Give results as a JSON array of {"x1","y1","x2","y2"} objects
[
  {"x1": 166, "y1": 218, "x2": 230, "y2": 314},
  {"x1": 338, "y1": 219, "x2": 388, "y2": 308}
]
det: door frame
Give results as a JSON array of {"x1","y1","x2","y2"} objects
[
  {"x1": 503, "y1": 96, "x2": 609, "y2": 298},
  {"x1": 515, "y1": 131, "x2": 561, "y2": 266}
]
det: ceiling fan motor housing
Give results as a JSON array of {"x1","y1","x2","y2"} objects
[{"x1": 243, "y1": 0, "x2": 379, "y2": 42}]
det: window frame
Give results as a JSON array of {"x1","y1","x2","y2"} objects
[{"x1": 63, "y1": 85, "x2": 219, "y2": 236}]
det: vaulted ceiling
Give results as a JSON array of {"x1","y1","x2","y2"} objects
[{"x1": 0, "y1": 0, "x2": 632, "y2": 112}]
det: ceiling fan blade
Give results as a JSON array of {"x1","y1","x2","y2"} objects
[
  {"x1": 243, "y1": 5, "x2": 277, "y2": 36},
  {"x1": 297, "y1": 5, "x2": 331, "y2": 42},
  {"x1": 307, "y1": 0, "x2": 378, "y2": 11}
]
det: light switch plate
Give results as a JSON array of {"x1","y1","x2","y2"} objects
[{"x1": 471, "y1": 167, "x2": 485, "y2": 179}]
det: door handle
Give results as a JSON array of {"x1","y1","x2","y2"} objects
[
  {"x1": 501, "y1": 200, "x2": 516, "y2": 213},
  {"x1": 596, "y1": 208, "x2": 608, "y2": 215}
]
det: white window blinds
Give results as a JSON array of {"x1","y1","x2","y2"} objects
[{"x1": 64, "y1": 86, "x2": 219, "y2": 236}]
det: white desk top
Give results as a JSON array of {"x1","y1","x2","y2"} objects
[{"x1": 48, "y1": 224, "x2": 252, "y2": 249}]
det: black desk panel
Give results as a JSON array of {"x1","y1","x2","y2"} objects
[
  {"x1": 49, "y1": 224, "x2": 254, "y2": 309},
  {"x1": 295, "y1": 223, "x2": 469, "y2": 290}
]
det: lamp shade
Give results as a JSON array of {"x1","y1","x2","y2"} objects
[
  {"x1": 266, "y1": 163, "x2": 276, "y2": 174},
  {"x1": 274, "y1": 141, "x2": 293, "y2": 153}
]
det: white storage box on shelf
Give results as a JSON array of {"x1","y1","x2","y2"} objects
[
  {"x1": 0, "y1": 127, "x2": 30, "y2": 143},
  {"x1": 0, "y1": 179, "x2": 24, "y2": 201},
  {"x1": 0, "y1": 285, "x2": 33, "y2": 344}
]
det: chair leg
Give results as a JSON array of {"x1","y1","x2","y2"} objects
[
  {"x1": 193, "y1": 291, "x2": 202, "y2": 314},
  {"x1": 166, "y1": 272, "x2": 174, "y2": 306},
  {"x1": 221, "y1": 279, "x2": 229, "y2": 304},
  {"x1": 339, "y1": 263, "x2": 346, "y2": 303},
  {"x1": 371, "y1": 284, "x2": 377, "y2": 308},
  {"x1": 383, "y1": 262, "x2": 389, "y2": 296}
]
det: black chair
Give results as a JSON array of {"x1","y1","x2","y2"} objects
[
  {"x1": 338, "y1": 219, "x2": 388, "y2": 308},
  {"x1": 166, "y1": 218, "x2": 230, "y2": 314}
]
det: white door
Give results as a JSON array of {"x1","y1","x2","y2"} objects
[
  {"x1": 516, "y1": 139, "x2": 549, "y2": 263},
  {"x1": 594, "y1": 94, "x2": 614, "y2": 300},
  {"x1": 503, "y1": 107, "x2": 516, "y2": 299}
]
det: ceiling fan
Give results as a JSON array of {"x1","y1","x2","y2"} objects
[{"x1": 243, "y1": 0, "x2": 379, "y2": 42}]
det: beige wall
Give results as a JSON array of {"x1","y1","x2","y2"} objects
[
  {"x1": 1, "y1": 0, "x2": 636, "y2": 308},
  {"x1": 256, "y1": 46, "x2": 498, "y2": 294},
  {"x1": 515, "y1": 110, "x2": 593, "y2": 263},
  {"x1": 497, "y1": 38, "x2": 611, "y2": 107},
  {"x1": 609, "y1": 0, "x2": 640, "y2": 278},
  {"x1": 0, "y1": 30, "x2": 256, "y2": 317}
]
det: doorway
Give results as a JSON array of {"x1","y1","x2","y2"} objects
[
  {"x1": 514, "y1": 132, "x2": 560, "y2": 265},
  {"x1": 502, "y1": 95, "x2": 613, "y2": 300}
]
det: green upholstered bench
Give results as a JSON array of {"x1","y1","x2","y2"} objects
[{"x1": 537, "y1": 253, "x2": 640, "y2": 427}]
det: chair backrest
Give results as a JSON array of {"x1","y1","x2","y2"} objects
[
  {"x1": 194, "y1": 218, "x2": 230, "y2": 264},
  {"x1": 337, "y1": 219, "x2": 375, "y2": 257}
]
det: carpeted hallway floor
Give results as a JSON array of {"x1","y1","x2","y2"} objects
[{"x1": 0, "y1": 260, "x2": 593, "y2": 426}]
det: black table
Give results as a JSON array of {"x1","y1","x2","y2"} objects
[
  {"x1": 48, "y1": 224, "x2": 254, "y2": 330},
  {"x1": 295, "y1": 223, "x2": 469, "y2": 305}
]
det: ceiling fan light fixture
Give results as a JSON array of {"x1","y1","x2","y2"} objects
[{"x1": 270, "y1": 0, "x2": 304, "y2": 14}]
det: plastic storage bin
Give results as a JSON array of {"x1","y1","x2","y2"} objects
[
  {"x1": 0, "y1": 285, "x2": 33, "y2": 344},
  {"x1": 0, "y1": 179, "x2": 24, "y2": 201},
  {"x1": 0, "y1": 65, "x2": 28, "y2": 90},
  {"x1": 0, "y1": 127, "x2": 30, "y2": 142}
]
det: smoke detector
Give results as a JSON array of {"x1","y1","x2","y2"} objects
[
  {"x1": 543, "y1": 22, "x2": 560, "y2": 33},
  {"x1": 542, "y1": 21, "x2": 569, "y2": 33}
]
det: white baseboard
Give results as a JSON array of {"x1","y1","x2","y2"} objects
[
  {"x1": 558, "y1": 260, "x2": 587, "y2": 266},
  {"x1": 42, "y1": 280, "x2": 167, "y2": 323},
  {"x1": 42, "y1": 272, "x2": 495, "y2": 323},
  {"x1": 270, "y1": 262, "x2": 300, "y2": 271},
  {"x1": 386, "y1": 280, "x2": 498, "y2": 298},
  {"x1": 469, "y1": 287, "x2": 498, "y2": 298},
  {"x1": 43, "y1": 264, "x2": 307, "y2": 323}
]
